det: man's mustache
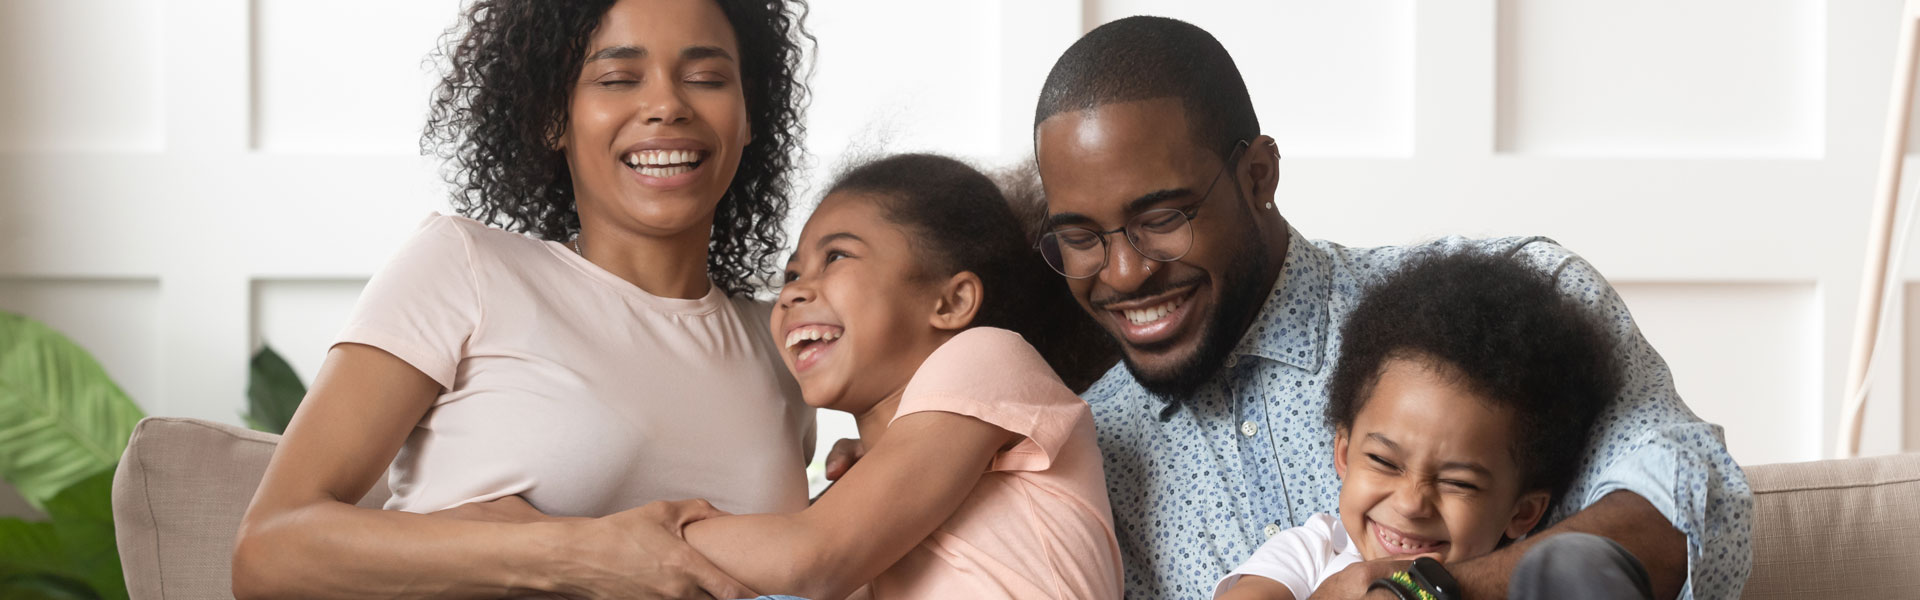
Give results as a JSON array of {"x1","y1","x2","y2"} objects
[{"x1": 1089, "y1": 273, "x2": 1207, "y2": 309}]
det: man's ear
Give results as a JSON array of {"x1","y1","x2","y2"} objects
[
  {"x1": 1333, "y1": 428, "x2": 1351, "y2": 480},
  {"x1": 1503, "y1": 490, "x2": 1552, "y2": 539},
  {"x1": 1243, "y1": 134, "x2": 1280, "y2": 212},
  {"x1": 929, "y1": 271, "x2": 983, "y2": 332}
]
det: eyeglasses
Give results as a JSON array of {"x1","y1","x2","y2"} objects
[{"x1": 1038, "y1": 140, "x2": 1251, "y2": 280}]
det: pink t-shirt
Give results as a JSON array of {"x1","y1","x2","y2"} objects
[
  {"x1": 869, "y1": 328, "x2": 1124, "y2": 600},
  {"x1": 335, "y1": 214, "x2": 813, "y2": 517}
]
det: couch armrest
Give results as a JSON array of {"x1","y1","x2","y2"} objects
[{"x1": 1741, "y1": 452, "x2": 1920, "y2": 599}]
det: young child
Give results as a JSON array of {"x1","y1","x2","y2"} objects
[
  {"x1": 1214, "y1": 251, "x2": 1623, "y2": 600},
  {"x1": 678, "y1": 153, "x2": 1124, "y2": 599}
]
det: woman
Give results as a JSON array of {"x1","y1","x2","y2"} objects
[{"x1": 233, "y1": 1, "x2": 810, "y2": 597}]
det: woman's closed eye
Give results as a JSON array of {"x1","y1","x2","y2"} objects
[{"x1": 685, "y1": 72, "x2": 731, "y2": 88}]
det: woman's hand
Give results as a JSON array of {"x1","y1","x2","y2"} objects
[{"x1": 549, "y1": 499, "x2": 757, "y2": 600}]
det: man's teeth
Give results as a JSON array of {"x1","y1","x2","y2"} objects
[
  {"x1": 784, "y1": 327, "x2": 844, "y2": 349},
  {"x1": 622, "y1": 150, "x2": 706, "y2": 177},
  {"x1": 1123, "y1": 298, "x2": 1182, "y2": 325}
]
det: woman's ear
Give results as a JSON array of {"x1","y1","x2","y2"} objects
[
  {"x1": 1333, "y1": 428, "x2": 1351, "y2": 479},
  {"x1": 929, "y1": 271, "x2": 983, "y2": 332},
  {"x1": 1503, "y1": 490, "x2": 1552, "y2": 540}
]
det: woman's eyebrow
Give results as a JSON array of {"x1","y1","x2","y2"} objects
[
  {"x1": 682, "y1": 45, "x2": 735, "y2": 62},
  {"x1": 587, "y1": 45, "x2": 644, "y2": 62}
]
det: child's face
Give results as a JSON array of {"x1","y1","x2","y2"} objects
[
  {"x1": 772, "y1": 193, "x2": 950, "y2": 413},
  {"x1": 1333, "y1": 357, "x2": 1550, "y2": 563}
]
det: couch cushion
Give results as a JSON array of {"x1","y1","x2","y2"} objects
[
  {"x1": 112, "y1": 417, "x2": 389, "y2": 599},
  {"x1": 1742, "y1": 452, "x2": 1920, "y2": 599}
]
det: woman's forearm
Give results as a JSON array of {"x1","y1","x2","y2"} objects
[{"x1": 232, "y1": 500, "x2": 578, "y2": 599}]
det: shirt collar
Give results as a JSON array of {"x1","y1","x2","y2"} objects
[{"x1": 1230, "y1": 226, "x2": 1332, "y2": 372}]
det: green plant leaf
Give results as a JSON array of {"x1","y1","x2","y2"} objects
[
  {"x1": 43, "y1": 470, "x2": 123, "y2": 600},
  {"x1": 0, "y1": 313, "x2": 145, "y2": 510},
  {"x1": 0, "y1": 573, "x2": 101, "y2": 600},
  {"x1": 245, "y1": 345, "x2": 306, "y2": 435}
]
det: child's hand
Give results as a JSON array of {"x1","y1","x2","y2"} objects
[
  {"x1": 824, "y1": 437, "x2": 867, "y2": 480},
  {"x1": 1307, "y1": 553, "x2": 1442, "y2": 600}
]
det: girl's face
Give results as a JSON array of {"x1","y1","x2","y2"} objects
[
  {"x1": 773, "y1": 193, "x2": 952, "y2": 414},
  {"x1": 1333, "y1": 357, "x2": 1550, "y2": 564},
  {"x1": 561, "y1": 0, "x2": 751, "y2": 241}
]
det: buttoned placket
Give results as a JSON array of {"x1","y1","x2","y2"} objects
[{"x1": 1229, "y1": 356, "x2": 1293, "y2": 544}]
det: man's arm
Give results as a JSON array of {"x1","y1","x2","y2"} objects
[{"x1": 1448, "y1": 491, "x2": 1685, "y2": 599}]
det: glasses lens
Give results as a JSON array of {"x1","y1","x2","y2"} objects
[
  {"x1": 1129, "y1": 208, "x2": 1194, "y2": 261},
  {"x1": 1040, "y1": 229, "x2": 1105, "y2": 278}
]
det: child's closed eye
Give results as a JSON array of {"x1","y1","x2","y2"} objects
[
  {"x1": 1439, "y1": 480, "x2": 1480, "y2": 492},
  {"x1": 1367, "y1": 454, "x2": 1400, "y2": 473}
]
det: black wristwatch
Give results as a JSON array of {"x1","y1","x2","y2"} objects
[{"x1": 1407, "y1": 556, "x2": 1462, "y2": 600}]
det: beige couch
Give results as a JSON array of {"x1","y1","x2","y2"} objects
[{"x1": 112, "y1": 416, "x2": 1920, "y2": 599}]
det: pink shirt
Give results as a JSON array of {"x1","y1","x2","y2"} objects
[
  {"x1": 335, "y1": 214, "x2": 813, "y2": 517},
  {"x1": 869, "y1": 328, "x2": 1124, "y2": 599}
]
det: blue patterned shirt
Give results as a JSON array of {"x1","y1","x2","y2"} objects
[{"x1": 1084, "y1": 230, "x2": 1753, "y2": 599}]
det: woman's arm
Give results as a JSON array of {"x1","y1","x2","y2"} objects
[
  {"x1": 232, "y1": 343, "x2": 752, "y2": 599},
  {"x1": 681, "y1": 410, "x2": 1015, "y2": 600}
]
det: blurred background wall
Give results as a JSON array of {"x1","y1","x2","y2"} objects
[{"x1": 2, "y1": 0, "x2": 1914, "y2": 514}]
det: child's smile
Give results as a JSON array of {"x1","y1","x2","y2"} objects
[
  {"x1": 1334, "y1": 356, "x2": 1550, "y2": 564},
  {"x1": 782, "y1": 323, "x2": 844, "y2": 373}
]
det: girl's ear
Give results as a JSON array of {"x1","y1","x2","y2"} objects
[
  {"x1": 1503, "y1": 490, "x2": 1552, "y2": 540},
  {"x1": 1333, "y1": 428, "x2": 1351, "y2": 479},
  {"x1": 929, "y1": 271, "x2": 983, "y2": 332}
]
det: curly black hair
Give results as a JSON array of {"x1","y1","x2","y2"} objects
[
  {"x1": 1326, "y1": 250, "x2": 1622, "y2": 505},
  {"x1": 826, "y1": 154, "x2": 1119, "y2": 392},
  {"x1": 422, "y1": 0, "x2": 811, "y2": 296}
]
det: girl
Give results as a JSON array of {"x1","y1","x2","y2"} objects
[
  {"x1": 234, "y1": 1, "x2": 811, "y2": 597},
  {"x1": 681, "y1": 153, "x2": 1124, "y2": 599}
]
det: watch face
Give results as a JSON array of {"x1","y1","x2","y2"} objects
[{"x1": 1410, "y1": 557, "x2": 1460, "y2": 600}]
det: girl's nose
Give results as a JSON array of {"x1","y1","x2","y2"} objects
[
  {"x1": 1389, "y1": 479, "x2": 1438, "y2": 520},
  {"x1": 777, "y1": 280, "x2": 813, "y2": 309}
]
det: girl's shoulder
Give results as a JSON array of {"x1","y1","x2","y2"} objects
[{"x1": 906, "y1": 327, "x2": 1075, "y2": 410}]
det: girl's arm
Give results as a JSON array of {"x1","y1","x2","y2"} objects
[
  {"x1": 682, "y1": 409, "x2": 1016, "y2": 600},
  {"x1": 232, "y1": 343, "x2": 752, "y2": 599}
]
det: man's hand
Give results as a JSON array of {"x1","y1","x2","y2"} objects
[
  {"x1": 1307, "y1": 554, "x2": 1438, "y2": 600},
  {"x1": 824, "y1": 437, "x2": 867, "y2": 481},
  {"x1": 549, "y1": 499, "x2": 757, "y2": 600}
]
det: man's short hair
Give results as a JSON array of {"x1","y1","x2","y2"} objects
[
  {"x1": 1325, "y1": 251, "x2": 1623, "y2": 505},
  {"x1": 1034, "y1": 16, "x2": 1260, "y2": 160}
]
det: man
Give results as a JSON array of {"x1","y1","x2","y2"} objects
[{"x1": 1028, "y1": 15, "x2": 1749, "y2": 600}]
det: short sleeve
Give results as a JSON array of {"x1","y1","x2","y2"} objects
[
  {"x1": 1214, "y1": 513, "x2": 1342, "y2": 599},
  {"x1": 333, "y1": 214, "x2": 483, "y2": 390},
  {"x1": 892, "y1": 327, "x2": 1081, "y2": 473}
]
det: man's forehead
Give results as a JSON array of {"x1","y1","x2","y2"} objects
[{"x1": 1036, "y1": 101, "x2": 1208, "y2": 219}]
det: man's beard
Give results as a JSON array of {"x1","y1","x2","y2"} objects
[{"x1": 1120, "y1": 224, "x2": 1274, "y2": 419}]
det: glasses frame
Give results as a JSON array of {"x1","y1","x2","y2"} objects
[{"x1": 1039, "y1": 140, "x2": 1252, "y2": 280}]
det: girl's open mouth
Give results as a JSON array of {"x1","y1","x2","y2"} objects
[{"x1": 784, "y1": 324, "x2": 844, "y2": 372}]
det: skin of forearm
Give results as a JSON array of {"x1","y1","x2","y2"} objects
[
  {"x1": 1447, "y1": 490, "x2": 1687, "y2": 600},
  {"x1": 684, "y1": 512, "x2": 854, "y2": 600},
  {"x1": 232, "y1": 501, "x2": 575, "y2": 599}
]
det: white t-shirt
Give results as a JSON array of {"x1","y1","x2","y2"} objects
[
  {"x1": 336, "y1": 214, "x2": 814, "y2": 518},
  {"x1": 1214, "y1": 513, "x2": 1363, "y2": 599}
]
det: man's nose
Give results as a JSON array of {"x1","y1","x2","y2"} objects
[{"x1": 1098, "y1": 234, "x2": 1157, "y2": 292}]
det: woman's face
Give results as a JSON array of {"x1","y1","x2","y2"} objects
[
  {"x1": 772, "y1": 193, "x2": 947, "y2": 414},
  {"x1": 561, "y1": 0, "x2": 751, "y2": 240}
]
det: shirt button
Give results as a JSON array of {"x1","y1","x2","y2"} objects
[
  {"x1": 1241, "y1": 420, "x2": 1258, "y2": 437},
  {"x1": 1264, "y1": 523, "x2": 1282, "y2": 538},
  {"x1": 1225, "y1": 355, "x2": 1238, "y2": 368}
]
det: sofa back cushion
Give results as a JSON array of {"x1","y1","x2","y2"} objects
[
  {"x1": 1742, "y1": 451, "x2": 1920, "y2": 599},
  {"x1": 111, "y1": 417, "x2": 390, "y2": 599}
]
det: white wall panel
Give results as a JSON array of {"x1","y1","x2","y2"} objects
[
  {"x1": 803, "y1": 1, "x2": 1005, "y2": 164},
  {"x1": 1496, "y1": 0, "x2": 1824, "y2": 157},
  {"x1": 251, "y1": 279, "x2": 368, "y2": 384},
  {"x1": 0, "y1": 1, "x2": 165, "y2": 152},
  {"x1": 0, "y1": 279, "x2": 163, "y2": 411},
  {"x1": 1089, "y1": 0, "x2": 1415, "y2": 158},
  {"x1": 251, "y1": 0, "x2": 464, "y2": 153},
  {"x1": 1613, "y1": 282, "x2": 1823, "y2": 465}
]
